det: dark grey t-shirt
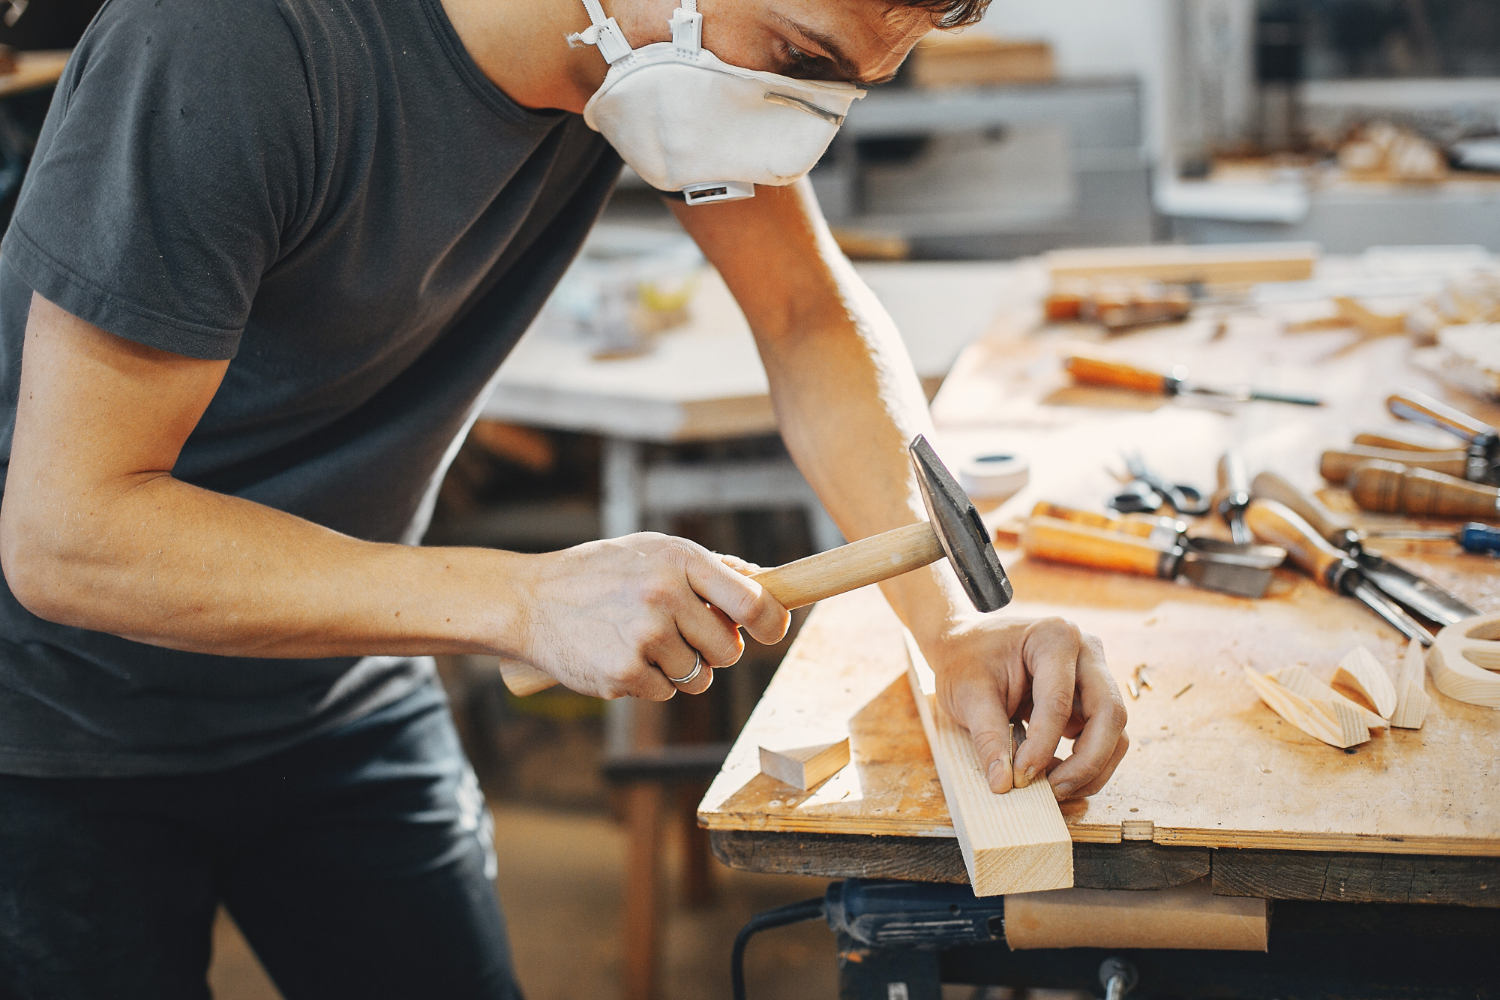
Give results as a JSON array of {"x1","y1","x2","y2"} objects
[{"x1": 0, "y1": 0, "x2": 620, "y2": 776}]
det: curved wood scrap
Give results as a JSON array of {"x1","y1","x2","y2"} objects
[
  {"x1": 1333, "y1": 646, "x2": 1397, "y2": 719},
  {"x1": 1243, "y1": 667, "x2": 1370, "y2": 749},
  {"x1": 1389, "y1": 639, "x2": 1431, "y2": 729},
  {"x1": 1269, "y1": 665, "x2": 1387, "y2": 731},
  {"x1": 1428, "y1": 614, "x2": 1500, "y2": 709},
  {"x1": 904, "y1": 632, "x2": 1072, "y2": 897}
]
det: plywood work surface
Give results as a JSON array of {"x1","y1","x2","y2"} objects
[{"x1": 702, "y1": 278, "x2": 1500, "y2": 859}]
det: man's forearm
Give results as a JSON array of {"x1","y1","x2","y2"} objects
[
  {"x1": 672, "y1": 183, "x2": 970, "y2": 644},
  {"x1": 2, "y1": 472, "x2": 528, "y2": 659}
]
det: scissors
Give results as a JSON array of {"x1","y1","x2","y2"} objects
[{"x1": 1109, "y1": 453, "x2": 1211, "y2": 516}]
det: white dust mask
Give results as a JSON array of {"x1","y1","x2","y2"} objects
[{"x1": 569, "y1": 0, "x2": 865, "y2": 205}]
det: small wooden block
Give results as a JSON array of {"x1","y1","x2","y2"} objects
[
  {"x1": 758, "y1": 740, "x2": 851, "y2": 791},
  {"x1": 1004, "y1": 878, "x2": 1267, "y2": 951},
  {"x1": 1389, "y1": 639, "x2": 1432, "y2": 729},
  {"x1": 1333, "y1": 646, "x2": 1398, "y2": 719},
  {"x1": 1244, "y1": 667, "x2": 1370, "y2": 749},
  {"x1": 905, "y1": 633, "x2": 1073, "y2": 897},
  {"x1": 1428, "y1": 614, "x2": 1500, "y2": 709},
  {"x1": 1269, "y1": 665, "x2": 1387, "y2": 731}
]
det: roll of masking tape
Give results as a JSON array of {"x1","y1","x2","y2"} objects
[{"x1": 959, "y1": 452, "x2": 1030, "y2": 502}]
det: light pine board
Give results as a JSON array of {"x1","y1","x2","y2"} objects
[{"x1": 903, "y1": 633, "x2": 1073, "y2": 896}]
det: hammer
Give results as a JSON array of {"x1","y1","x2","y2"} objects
[{"x1": 499, "y1": 435, "x2": 1014, "y2": 696}]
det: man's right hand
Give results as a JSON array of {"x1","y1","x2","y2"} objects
[{"x1": 510, "y1": 533, "x2": 789, "y2": 700}]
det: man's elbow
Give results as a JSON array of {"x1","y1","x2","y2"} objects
[{"x1": 0, "y1": 509, "x2": 90, "y2": 626}]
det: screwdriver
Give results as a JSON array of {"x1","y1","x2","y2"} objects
[
  {"x1": 1064, "y1": 356, "x2": 1323, "y2": 406},
  {"x1": 1366, "y1": 522, "x2": 1500, "y2": 555}
]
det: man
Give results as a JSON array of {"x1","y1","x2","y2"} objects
[{"x1": 0, "y1": 0, "x2": 1128, "y2": 996}]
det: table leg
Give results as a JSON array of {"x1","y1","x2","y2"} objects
[{"x1": 621, "y1": 782, "x2": 665, "y2": 1000}]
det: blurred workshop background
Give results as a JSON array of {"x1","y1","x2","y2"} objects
[{"x1": 4, "y1": 2, "x2": 1497, "y2": 999}]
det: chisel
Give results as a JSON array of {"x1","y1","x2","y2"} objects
[
  {"x1": 1022, "y1": 515, "x2": 1282, "y2": 597},
  {"x1": 1387, "y1": 388, "x2": 1499, "y2": 485},
  {"x1": 1367, "y1": 522, "x2": 1500, "y2": 556},
  {"x1": 1030, "y1": 500, "x2": 1285, "y2": 567},
  {"x1": 1251, "y1": 470, "x2": 1479, "y2": 626},
  {"x1": 1348, "y1": 460, "x2": 1500, "y2": 521},
  {"x1": 1245, "y1": 498, "x2": 1435, "y2": 645},
  {"x1": 1063, "y1": 356, "x2": 1323, "y2": 406}
]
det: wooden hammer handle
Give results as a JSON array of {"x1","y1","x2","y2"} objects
[
  {"x1": 1250, "y1": 470, "x2": 1352, "y2": 544},
  {"x1": 1063, "y1": 356, "x2": 1169, "y2": 395},
  {"x1": 1319, "y1": 445, "x2": 1468, "y2": 484},
  {"x1": 500, "y1": 521, "x2": 944, "y2": 696},
  {"x1": 1245, "y1": 498, "x2": 1345, "y2": 586},
  {"x1": 1348, "y1": 460, "x2": 1500, "y2": 520},
  {"x1": 1388, "y1": 389, "x2": 1495, "y2": 444},
  {"x1": 1022, "y1": 516, "x2": 1165, "y2": 577}
]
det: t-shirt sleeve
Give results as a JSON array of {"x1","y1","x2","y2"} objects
[{"x1": 1, "y1": 0, "x2": 315, "y2": 361}]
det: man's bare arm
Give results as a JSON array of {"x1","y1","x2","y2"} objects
[
  {"x1": 0, "y1": 294, "x2": 785, "y2": 694},
  {"x1": 673, "y1": 184, "x2": 1128, "y2": 797}
]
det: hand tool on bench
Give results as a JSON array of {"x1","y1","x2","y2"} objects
[
  {"x1": 1387, "y1": 387, "x2": 1499, "y2": 485},
  {"x1": 1251, "y1": 471, "x2": 1479, "y2": 626},
  {"x1": 1245, "y1": 498, "x2": 1435, "y2": 645},
  {"x1": 1031, "y1": 501, "x2": 1286, "y2": 566},
  {"x1": 1366, "y1": 521, "x2": 1500, "y2": 556},
  {"x1": 500, "y1": 435, "x2": 1013, "y2": 696},
  {"x1": 1063, "y1": 356, "x2": 1323, "y2": 407},
  {"x1": 1109, "y1": 452, "x2": 1210, "y2": 515},
  {"x1": 1022, "y1": 515, "x2": 1283, "y2": 598},
  {"x1": 1215, "y1": 450, "x2": 1253, "y2": 545},
  {"x1": 1347, "y1": 460, "x2": 1500, "y2": 523},
  {"x1": 1319, "y1": 444, "x2": 1470, "y2": 484}
]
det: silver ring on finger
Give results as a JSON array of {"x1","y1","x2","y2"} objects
[{"x1": 666, "y1": 651, "x2": 703, "y2": 686}]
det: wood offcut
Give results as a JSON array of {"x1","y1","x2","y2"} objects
[
  {"x1": 1389, "y1": 639, "x2": 1432, "y2": 729},
  {"x1": 758, "y1": 739, "x2": 851, "y2": 791},
  {"x1": 1243, "y1": 667, "x2": 1369, "y2": 748},
  {"x1": 1333, "y1": 646, "x2": 1397, "y2": 719},
  {"x1": 1427, "y1": 614, "x2": 1500, "y2": 708}
]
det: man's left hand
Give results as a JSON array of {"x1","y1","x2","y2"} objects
[{"x1": 923, "y1": 616, "x2": 1128, "y2": 800}]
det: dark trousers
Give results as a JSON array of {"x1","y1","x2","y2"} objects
[{"x1": 0, "y1": 682, "x2": 522, "y2": 1000}]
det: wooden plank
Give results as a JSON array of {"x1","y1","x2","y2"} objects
[
  {"x1": 1044, "y1": 242, "x2": 1318, "y2": 289},
  {"x1": 1004, "y1": 879, "x2": 1267, "y2": 951},
  {"x1": 903, "y1": 634, "x2": 1073, "y2": 896},
  {"x1": 1212, "y1": 849, "x2": 1500, "y2": 908},
  {"x1": 709, "y1": 831, "x2": 1210, "y2": 891}
]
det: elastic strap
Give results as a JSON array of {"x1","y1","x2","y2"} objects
[{"x1": 569, "y1": 0, "x2": 633, "y2": 63}]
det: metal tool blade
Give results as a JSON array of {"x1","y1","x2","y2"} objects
[
  {"x1": 1355, "y1": 550, "x2": 1479, "y2": 626},
  {"x1": 1177, "y1": 550, "x2": 1276, "y2": 598},
  {"x1": 1186, "y1": 537, "x2": 1288, "y2": 569},
  {"x1": 1351, "y1": 580, "x2": 1435, "y2": 646},
  {"x1": 1187, "y1": 385, "x2": 1323, "y2": 407}
]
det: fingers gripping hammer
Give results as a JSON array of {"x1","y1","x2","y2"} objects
[{"x1": 500, "y1": 435, "x2": 1014, "y2": 696}]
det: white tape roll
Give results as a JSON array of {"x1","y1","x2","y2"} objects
[{"x1": 959, "y1": 452, "x2": 1030, "y2": 501}]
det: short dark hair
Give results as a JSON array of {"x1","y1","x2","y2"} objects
[{"x1": 897, "y1": 0, "x2": 992, "y2": 30}]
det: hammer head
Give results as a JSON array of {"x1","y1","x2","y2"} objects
[{"x1": 911, "y1": 435, "x2": 1014, "y2": 613}]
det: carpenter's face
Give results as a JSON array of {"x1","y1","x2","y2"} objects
[{"x1": 615, "y1": 0, "x2": 933, "y2": 85}]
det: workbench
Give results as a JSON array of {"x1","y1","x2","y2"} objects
[{"x1": 698, "y1": 266, "x2": 1500, "y2": 998}]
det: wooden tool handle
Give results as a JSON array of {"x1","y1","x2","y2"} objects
[
  {"x1": 1218, "y1": 451, "x2": 1249, "y2": 495},
  {"x1": 1022, "y1": 516, "x2": 1165, "y2": 577},
  {"x1": 750, "y1": 521, "x2": 943, "y2": 610},
  {"x1": 1063, "y1": 356, "x2": 1168, "y2": 394},
  {"x1": 1029, "y1": 502, "x2": 1177, "y2": 541},
  {"x1": 1348, "y1": 460, "x2": 1500, "y2": 520},
  {"x1": 501, "y1": 521, "x2": 946, "y2": 697},
  {"x1": 1388, "y1": 388, "x2": 1495, "y2": 443},
  {"x1": 1250, "y1": 470, "x2": 1352, "y2": 543},
  {"x1": 1245, "y1": 498, "x2": 1345, "y2": 586},
  {"x1": 1353, "y1": 425, "x2": 1466, "y2": 453},
  {"x1": 1318, "y1": 445, "x2": 1468, "y2": 484}
]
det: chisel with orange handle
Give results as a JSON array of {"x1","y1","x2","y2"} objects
[
  {"x1": 1063, "y1": 356, "x2": 1323, "y2": 406},
  {"x1": 1245, "y1": 498, "x2": 1434, "y2": 645},
  {"x1": 1348, "y1": 460, "x2": 1500, "y2": 521},
  {"x1": 1319, "y1": 445, "x2": 1469, "y2": 484},
  {"x1": 1022, "y1": 515, "x2": 1283, "y2": 597},
  {"x1": 1028, "y1": 501, "x2": 1185, "y2": 547}
]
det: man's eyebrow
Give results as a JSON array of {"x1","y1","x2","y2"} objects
[{"x1": 773, "y1": 14, "x2": 898, "y2": 86}]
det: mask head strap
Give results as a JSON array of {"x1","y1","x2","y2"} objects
[{"x1": 568, "y1": 2, "x2": 702, "y2": 63}]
